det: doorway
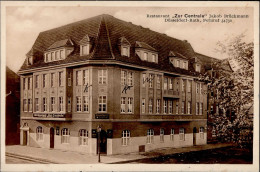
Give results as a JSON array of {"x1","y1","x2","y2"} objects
[
  {"x1": 97, "y1": 130, "x2": 107, "y2": 154},
  {"x1": 22, "y1": 131, "x2": 28, "y2": 145},
  {"x1": 193, "y1": 127, "x2": 197, "y2": 145},
  {"x1": 50, "y1": 127, "x2": 54, "y2": 148}
]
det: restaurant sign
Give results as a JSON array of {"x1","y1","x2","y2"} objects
[{"x1": 33, "y1": 113, "x2": 66, "y2": 118}]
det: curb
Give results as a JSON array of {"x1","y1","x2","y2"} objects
[{"x1": 6, "y1": 152, "x2": 61, "y2": 164}]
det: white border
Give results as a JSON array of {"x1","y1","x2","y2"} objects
[{"x1": 1, "y1": 1, "x2": 259, "y2": 172}]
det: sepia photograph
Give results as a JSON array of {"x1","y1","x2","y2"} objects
[{"x1": 1, "y1": 1, "x2": 259, "y2": 172}]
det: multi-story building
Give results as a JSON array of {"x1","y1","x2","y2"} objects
[{"x1": 18, "y1": 14, "x2": 208, "y2": 155}]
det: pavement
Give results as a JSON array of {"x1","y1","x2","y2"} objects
[{"x1": 5, "y1": 143, "x2": 234, "y2": 164}]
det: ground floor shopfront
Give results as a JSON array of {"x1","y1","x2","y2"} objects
[{"x1": 20, "y1": 119, "x2": 207, "y2": 155}]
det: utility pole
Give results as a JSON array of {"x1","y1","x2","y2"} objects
[{"x1": 97, "y1": 125, "x2": 101, "y2": 163}]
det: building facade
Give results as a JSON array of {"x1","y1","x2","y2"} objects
[{"x1": 18, "y1": 14, "x2": 207, "y2": 155}]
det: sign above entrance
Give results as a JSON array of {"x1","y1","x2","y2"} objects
[
  {"x1": 95, "y1": 114, "x2": 109, "y2": 119},
  {"x1": 33, "y1": 113, "x2": 66, "y2": 118}
]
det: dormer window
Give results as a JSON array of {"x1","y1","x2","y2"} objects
[
  {"x1": 144, "y1": 52, "x2": 148, "y2": 61},
  {"x1": 196, "y1": 64, "x2": 201, "y2": 72},
  {"x1": 44, "y1": 38, "x2": 74, "y2": 63},
  {"x1": 28, "y1": 56, "x2": 33, "y2": 65},
  {"x1": 176, "y1": 60, "x2": 180, "y2": 67},
  {"x1": 135, "y1": 41, "x2": 158, "y2": 63},
  {"x1": 80, "y1": 35, "x2": 92, "y2": 56},
  {"x1": 118, "y1": 37, "x2": 131, "y2": 57}
]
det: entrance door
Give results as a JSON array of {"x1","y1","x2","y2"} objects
[
  {"x1": 50, "y1": 127, "x2": 54, "y2": 148},
  {"x1": 99, "y1": 130, "x2": 107, "y2": 154},
  {"x1": 193, "y1": 127, "x2": 197, "y2": 145},
  {"x1": 23, "y1": 131, "x2": 27, "y2": 145}
]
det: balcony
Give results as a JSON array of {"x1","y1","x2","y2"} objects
[
  {"x1": 32, "y1": 112, "x2": 72, "y2": 121},
  {"x1": 163, "y1": 90, "x2": 180, "y2": 98}
]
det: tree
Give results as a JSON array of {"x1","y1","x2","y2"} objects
[{"x1": 201, "y1": 34, "x2": 254, "y2": 148}]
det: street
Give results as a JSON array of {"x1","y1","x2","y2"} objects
[{"x1": 118, "y1": 147, "x2": 253, "y2": 164}]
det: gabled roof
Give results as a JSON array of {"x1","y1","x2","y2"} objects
[
  {"x1": 47, "y1": 38, "x2": 74, "y2": 50},
  {"x1": 118, "y1": 36, "x2": 131, "y2": 46},
  {"x1": 135, "y1": 41, "x2": 157, "y2": 52},
  {"x1": 79, "y1": 34, "x2": 91, "y2": 45},
  {"x1": 19, "y1": 14, "x2": 199, "y2": 76}
]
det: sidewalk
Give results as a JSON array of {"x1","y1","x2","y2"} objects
[{"x1": 5, "y1": 143, "x2": 234, "y2": 164}]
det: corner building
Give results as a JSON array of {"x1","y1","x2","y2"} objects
[{"x1": 18, "y1": 14, "x2": 207, "y2": 155}]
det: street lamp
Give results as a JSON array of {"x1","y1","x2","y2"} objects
[{"x1": 97, "y1": 125, "x2": 102, "y2": 163}]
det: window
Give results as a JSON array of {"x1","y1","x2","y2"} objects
[
  {"x1": 196, "y1": 83, "x2": 199, "y2": 94},
  {"x1": 148, "y1": 99, "x2": 153, "y2": 114},
  {"x1": 156, "y1": 99, "x2": 161, "y2": 114},
  {"x1": 182, "y1": 79, "x2": 185, "y2": 92},
  {"x1": 188, "y1": 80, "x2": 191, "y2": 92},
  {"x1": 169, "y1": 78, "x2": 173, "y2": 90},
  {"x1": 212, "y1": 126, "x2": 216, "y2": 137},
  {"x1": 176, "y1": 79, "x2": 179, "y2": 92},
  {"x1": 51, "y1": 52, "x2": 54, "y2": 61},
  {"x1": 164, "y1": 77, "x2": 168, "y2": 90},
  {"x1": 43, "y1": 98, "x2": 47, "y2": 112},
  {"x1": 28, "y1": 77, "x2": 32, "y2": 90},
  {"x1": 48, "y1": 53, "x2": 51, "y2": 62},
  {"x1": 168, "y1": 100, "x2": 173, "y2": 114},
  {"x1": 28, "y1": 56, "x2": 33, "y2": 65},
  {"x1": 141, "y1": 98, "x2": 145, "y2": 113},
  {"x1": 68, "y1": 97, "x2": 71, "y2": 112},
  {"x1": 76, "y1": 71, "x2": 82, "y2": 86},
  {"x1": 211, "y1": 105, "x2": 214, "y2": 114},
  {"x1": 55, "y1": 51, "x2": 59, "y2": 60},
  {"x1": 122, "y1": 130, "x2": 130, "y2": 146},
  {"x1": 59, "y1": 97, "x2": 64, "y2": 112},
  {"x1": 76, "y1": 97, "x2": 82, "y2": 112},
  {"x1": 176, "y1": 60, "x2": 180, "y2": 67},
  {"x1": 199, "y1": 127, "x2": 204, "y2": 139},
  {"x1": 151, "y1": 54, "x2": 156, "y2": 62},
  {"x1": 170, "y1": 129, "x2": 174, "y2": 141},
  {"x1": 36, "y1": 126, "x2": 43, "y2": 141},
  {"x1": 23, "y1": 78, "x2": 26, "y2": 90},
  {"x1": 83, "y1": 96, "x2": 89, "y2": 112},
  {"x1": 61, "y1": 128, "x2": 70, "y2": 144},
  {"x1": 179, "y1": 128, "x2": 185, "y2": 141},
  {"x1": 149, "y1": 74, "x2": 153, "y2": 88},
  {"x1": 28, "y1": 99, "x2": 32, "y2": 112},
  {"x1": 196, "y1": 102, "x2": 200, "y2": 115},
  {"x1": 35, "y1": 98, "x2": 39, "y2": 112},
  {"x1": 163, "y1": 100, "x2": 167, "y2": 114},
  {"x1": 68, "y1": 72, "x2": 71, "y2": 87},
  {"x1": 79, "y1": 129, "x2": 88, "y2": 145},
  {"x1": 83, "y1": 70, "x2": 89, "y2": 85},
  {"x1": 196, "y1": 64, "x2": 201, "y2": 72},
  {"x1": 60, "y1": 50, "x2": 65, "y2": 59},
  {"x1": 82, "y1": 45, "x2": 89, "y2": 55},
  {"x1": 98, "y1": 96, "x2": 107, "y2": 112},
  {"x1": 181, "y1": 101, "x2": 185, "y2": 114},
  {"x1": 128, "y1": 97, "x2": 133, "y2": 113},
  {"x1": 183, "y1": 61, "x2": 187, "y2": 69},
  {"x1": 122, "y1": 47, "x2": 129, "y2": 57},
  {"x1": 98, "y1": 69, "x2": 107, "y2": 85},
  {"x1": 187, "y1": 101, "x2": 191, "y2": 114},
  {"x1": 35, "y1": 75, "x2": 39, "y2": 88},
  {"x1": 128, "y1": 72, "x2": 133, "y2": 86},
  {"x1": 23, "y1": 99, "x2": 27, "y2": 112},
  {"x1": 200, "y1": 83, "x2": 203, "y2": 94},
  {"x1": 50, "y1": 97, "x2": 55, "y2": 112},
  {"x1": 121, "y1": 97, "x2": 126, "y2": 113},
  {"x1": 142, "y1": 73, "x2": 146, "y2": 87},
  {"x1": 157, "y1": 75, "x2": 161, "y2": 89},
  {"x1": 51, "y1": 73, "x2": 55, "y2": 87},
  {"x1": 147, "y1": 129, "x2": 154, "y2": 144},
  {"x1": 200, "y1": 103, "x2": 203, "y2": 115},
  {"x1": 160, "y1": 128, "x2": 164, "y2": 142},
  {"x1": 176, "y1": 101, "x2": 179, "y2": 114},
  {"x1": 59, "y1": 72, "x2": 64, "y2": 86},
  {"x1": 144, "y1": 52, "x2": 148, "y2": 61},
  {"x1": 43, "y1": 74, "x2": 46, "y2": 88}
]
